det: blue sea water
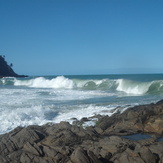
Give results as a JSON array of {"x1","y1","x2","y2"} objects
[{"x1": 0, "y1": 74, "x2": 163, "y2": 134}]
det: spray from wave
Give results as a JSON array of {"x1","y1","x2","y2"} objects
[
  {"x1": 14, "y1": 76, "x2": 75, "y2": 89},
  {"x1": 116, "y1": 79, "x2": 150, "y2": 95},
  {"x1": 116, "y1": 79, "x2": 163, "y2": 95}
]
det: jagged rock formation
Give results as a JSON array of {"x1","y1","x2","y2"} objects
[
  {"x1": 0, "y1": 56, "x2": 27, "y2": 77},
  {"x1": 0, "y1": 100, "x2": 163, "y2": 163}
]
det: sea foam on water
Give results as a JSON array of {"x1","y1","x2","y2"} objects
[{"x1": 0, "y1": 74, "x2": 163, "y2": 134}]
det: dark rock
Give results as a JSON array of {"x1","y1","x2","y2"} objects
[
  {"x1": 87, "y1": 151, "x2": 103, "y2": 163},
  {"x1": 70, "y1": 147, "x2": 102, "y2": 163},
  {"x1": 156, "y1": 99, "x2": 163, "y2": 105},
  {"x1": 72, "y1": 117, "x2": 90, "y2": 126},
  {"x1": 23, "y1": 142, "x2": 44, "y2": 156},
  {"x1": 96, "y1": 100, "x2": 163, "y2": 136},
  {"x1": 42, "y1": 145, "x2": 58, "y2": 157},
  {"x1": 0, "y1": 56, "x2": 28, "y2": 77},
  {"x1": 70, "y1": 147, "x2": 90, "y2": 163},
  {"x1": 0, "y1": 100, "x2": 163, "y2": 162},
  {"x1": 149, "y1": 141, "x2": 163, "y2": 159},
  {"x1": 137, "y1": 146, "x2": 156, "y2": 163}
]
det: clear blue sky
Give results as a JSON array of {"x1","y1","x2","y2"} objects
[{"x1": 0, "y1": 0, "x2": 163, "y2": 76}]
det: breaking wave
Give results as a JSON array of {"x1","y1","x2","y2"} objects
[
  {"x1": 116, "y1": 79, "x2": 163, "y2": 95},
  {"x1": 14, "y1": 76, "x2": 75, "y2": 89},
  {"x1": 0, "y1": 76, "x2": 163, "y2": 95}
]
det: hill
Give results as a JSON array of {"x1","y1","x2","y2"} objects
[{"x1": 0, "y1": 56, "x2": 27, "y2": 77}]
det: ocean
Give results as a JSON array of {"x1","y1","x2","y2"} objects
[{"x1": 0, "y1": 74, "x2": 163, "y2": 135}]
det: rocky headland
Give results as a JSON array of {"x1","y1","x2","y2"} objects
[
  {"x1": 0, "y1": 100, "x2": 163, "y2": 163},
  {"x1": 0, "y1": 56, "x2": 27, "y2": 77}
]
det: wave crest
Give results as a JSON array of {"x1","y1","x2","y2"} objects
[
  {"x1": 1, "y1": 76, "x2": 163, "y2": 95},
  {"x1": 116, "y1": 79, "x2": 163, "y2": 95},
  {"x1": 14, "y1": 76, "x2": 75, "y2": 89},
  {"x1": 116, "y1": 79, "x2": 150, "y2": 95}
]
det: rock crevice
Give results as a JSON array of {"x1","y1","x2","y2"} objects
[{"x1": 0, "y1": 101, "x2": 163, "y2": 162}]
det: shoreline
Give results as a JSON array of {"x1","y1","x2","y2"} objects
[{"x1": 0, "y1": 100, "x2": 163, "y2": 162}]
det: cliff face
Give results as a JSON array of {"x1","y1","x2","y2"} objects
[{"x1": 0, "y1": 56, "x2": 27, "y2": 77}]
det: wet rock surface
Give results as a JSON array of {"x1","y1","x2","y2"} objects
[{"x1": 0, "y1": 100, "x2": 163, "y2": 162}]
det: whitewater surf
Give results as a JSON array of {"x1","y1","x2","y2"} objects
[{"x1": 0, "y1": 74, "x2": 163, "y2": 134}]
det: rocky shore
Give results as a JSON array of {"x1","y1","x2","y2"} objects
[{"x1": 0, "y1": 100, "x2": 163, "y2": 163}]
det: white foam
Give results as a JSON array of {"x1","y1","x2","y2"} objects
[
  {"x1": 14, "y1": 76, "x2": 75, "y2": 89},
  {"x1": 49, "y1": 89, "x2": 107, "y2": 101},
  {"x1": 0, "y1": 89, "x2": 36, "y2": 106},
  {"x1": 54, "y1": 105, "x2": 119, "y2": 124},
  {"x1": 2, "y1": 75, "x2": 159, "y2": 135},
  {"x1": 0, "y1": 105, "x2": 56, "y2": 134},
  {"x1": 0, "y1": 103, "x2": 123, "y2": 134}
]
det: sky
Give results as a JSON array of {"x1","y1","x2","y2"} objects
[{"x1": 0, "y1": 0, "x2": 163, "y2": 76}]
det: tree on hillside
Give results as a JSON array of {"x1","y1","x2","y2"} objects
[
  {"x1": 0, "y1": 55, "x2": 5, "y2": 58},
  {"x1": 10, "y1": 63, "x2": 13, "y2": 68}
]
